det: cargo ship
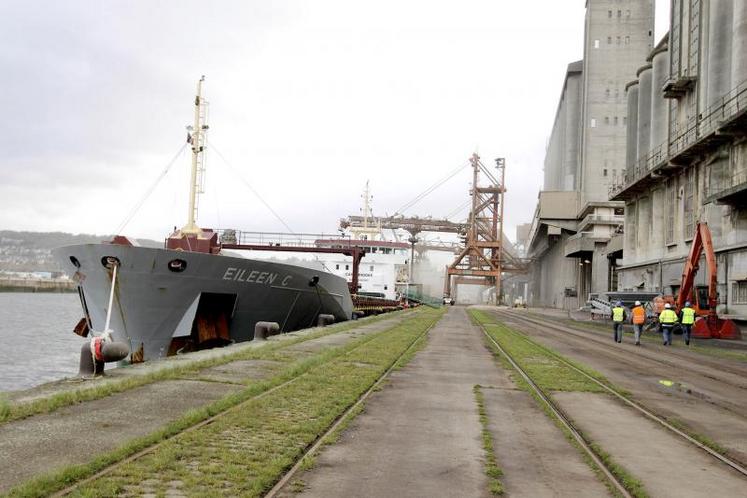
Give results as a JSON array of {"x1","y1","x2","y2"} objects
[{"x1": 54, "y1": 77, "x2": 353, "y2": 361}]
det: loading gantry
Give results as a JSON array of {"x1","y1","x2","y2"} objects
[{"x1": 443, "y1": 154, "x2": 506, "y2": 301}]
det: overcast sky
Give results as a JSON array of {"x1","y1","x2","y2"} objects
[{"x1": 0, "y1": 1, "x2": 670, "y2": 243}]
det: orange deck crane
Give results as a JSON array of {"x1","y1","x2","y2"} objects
[{"x1": 674, "y1": 222, "x2": 741, "y2": 340}]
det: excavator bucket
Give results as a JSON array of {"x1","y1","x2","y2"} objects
[{"x1": 692, "y1": 316, "x2": 742, "y2": 340}]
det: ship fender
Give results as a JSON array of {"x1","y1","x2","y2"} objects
[
  {"x1": 78, "y1": 337, "x2": 130, "y2": 377},
  {"x1": 317, "y1": 314, "x2": 335, "y2": 327},
  {"x1": 254, "y1": 321, "x2": 280, "y2": 340}
]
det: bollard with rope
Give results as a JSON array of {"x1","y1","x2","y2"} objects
[{"x1": 78, "y1": 258, "x2": 130, "y2": 377}]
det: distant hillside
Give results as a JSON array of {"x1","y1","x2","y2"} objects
[{"x1": 0, "y1": 231, "x2": 161, "y2": 272}]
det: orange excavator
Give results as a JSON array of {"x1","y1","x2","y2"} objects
[{"x1": 662, "y1": 221, "x2": 742, "y2": 340}]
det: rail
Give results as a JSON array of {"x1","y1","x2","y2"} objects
[
  {"x1": 476, "y1": 319, "x2": 633, "y2": 497},
  {"x1": 495, "y1": 309, "x2": 747, "y2": 477}
]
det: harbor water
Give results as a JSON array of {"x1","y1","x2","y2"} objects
[{"x1": 0, "y1": 292, "x2": 83, "y2": 392}]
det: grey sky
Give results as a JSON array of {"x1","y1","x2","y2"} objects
[{"x1": 0, "y1": 1, "x2": 669, "y2": 242}]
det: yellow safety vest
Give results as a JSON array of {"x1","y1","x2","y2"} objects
[
  {"x1": 660, "y1": 309, "x2": 678, "y2": 324},
  {"x1": 682, "y1": 307, "x2": 696, "y2": 325},
  {"x1": 612, "y1": 307, "x2": 624, "y2": 322}
]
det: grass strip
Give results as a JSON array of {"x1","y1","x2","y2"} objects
[
  {"x1": 473, "y1": 385, "x2": 504, "y2": 495},
  {"x1": 0, "y1": 310, "x2": 410, "y2": 426},
  {"x1": 471, "y1": 309, "x2": 648, "y2": 498},
  {"x1": 471, "y1": 310, "x2": 604, "y2": 393},
  {"x1": 7, "y1": 308, "x2": 444, "y2": 498}
]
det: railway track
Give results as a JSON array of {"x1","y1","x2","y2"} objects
[
  {"x1": 494, "y1": 310, "x2": 747, "y2": 419},
  {"x1": 499, "y1": 309, "x2": 747, "y2": 398},
  {"x1": 50, "y1": 315, "x2": 436, "y2": 497},
  {"x1": 522, "y1": 310, "x2": 747, "y2": 379},
  {"x1": 265, "y1": 314, "x2": 437, "y2": 497},
  {"x1": 477, "y1": 321, "x2": 634, "y2": 498},
  {"x1": 476, "y1": 314, "x2": 747, "y2": 483}
]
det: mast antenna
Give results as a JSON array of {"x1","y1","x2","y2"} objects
[{"x1": 182, "y1": 75, "x2": 209, "y2": 234}]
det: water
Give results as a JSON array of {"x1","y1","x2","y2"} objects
[{"x1": 0, "y1": 293, "x2": 84, "y2": 392}]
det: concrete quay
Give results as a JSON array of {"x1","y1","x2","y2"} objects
[
  {"x1": 4, "y1": 305, "x2": 746, "y2": 496},
  {"x1": 276, "y1": 306, "x2": 605, "y2": 498},
  {"x1": 0, "y1": 312, "x2": 412, "y2": 494}
]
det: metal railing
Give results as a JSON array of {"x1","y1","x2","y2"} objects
[
  {"x1": 216, "y1": 229, "x2": 351, "y2": 248},
  {"x1": 610, "y1": 77, "x2": 747, "y2": 198}
]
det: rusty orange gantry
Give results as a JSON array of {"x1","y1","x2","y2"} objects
[{"x1": 444, "y1": 154, "x2": 506, "y2": 301}]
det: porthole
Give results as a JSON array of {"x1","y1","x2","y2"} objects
[
  {"x1": 69, "y1": 256, "x2": 81, "y2": 268},
  {"x1": 101, "y1": 256, "x2": 121, "y2": 269},
  {"x1": 168, "y1": 259, "x2": 187, "y2": 272}
]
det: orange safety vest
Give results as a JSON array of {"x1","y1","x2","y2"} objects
[{"x1": 632, "y1": 306, "x2": 646, "y2": 325}]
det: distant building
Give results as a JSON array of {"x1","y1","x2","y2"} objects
[
  {"x1": 527, "y1": 0, "x2": 654, "y2": 308},
  {"x1": 610, "y1": 0, "x2": 747, "y2": 318}
]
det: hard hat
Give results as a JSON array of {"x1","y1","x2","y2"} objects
[
  {"x1": 635, "y1": 301, "x2": 641, "y2": 306},
  {"x1": 685, "y1": 301, "x2": 691, "y2": 307},
  {"x1": 664, "y1": 303, "x2": 671, "y2": 309}
]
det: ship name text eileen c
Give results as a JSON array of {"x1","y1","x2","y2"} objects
[{"x1": 222, "y1": 267, "x2": 292, "y2": 286}]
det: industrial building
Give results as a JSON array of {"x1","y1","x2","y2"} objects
[
  {"x1": 528, "y1": 0, "x2": 655, "y2": 308},
  {"x1": 610, "y1": 0, "x2": 747, "y2": 319}
]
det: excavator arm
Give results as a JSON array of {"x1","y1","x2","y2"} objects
[{"x1": 675, "y1": 222, "x2": 740, "y2": 339}]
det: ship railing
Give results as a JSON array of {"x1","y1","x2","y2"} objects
[{"x1": 216, "y1": 229, "x2": 354, "y2": 248}]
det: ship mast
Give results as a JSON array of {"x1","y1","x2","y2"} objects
[
  {"x1": 349, "y1": 181, "x2": 382, "y2": 240},
  {"x1": 182, "y1": 76, "x2": 208, "y2": 234}
]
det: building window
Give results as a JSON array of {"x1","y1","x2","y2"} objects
[
  {"x1": 623, "y1": 116, "x2": 627, "y2": 125},
  {"x1": 614, "y1": 116, "x2": 619, "y2": 125},
  {"x1": 616, "y1": 36, "x2": 621, "y2": 45},
  {"x1": 591, "y1": 118, "x2": 597, "y2": 127},
  {"x1": 604, "y1": 169, "x2": 608, "y2": 176},
  {"x1": 604, "y1": 116, "x2": 610, "y2": 125},
  {"x1": 335, "y1": 264, "x2": 339, "y2": 270},
  {"x1": 733, "y1": 281, "x2": 747, "y2": 304},
  {"x1": 607, "y1": 36, "x2": 612, "y2": 44},
  {"x1": 617, "y1": 10, "x2": 622, "y2": 18},
  {"x1": 369, "y1": 265, "x2": 374, "y2": 272},
  {"x1": 608, "y1": 10, "x2": 612, "y2": 18},
  {"x1": 594, "y1": 39, "x2": 600, "y2": 49},
  {"x1": 626, "y1": 10, "x2": 631, "y2": 18},
  {"x1": 625, "y1": 36, "x2": 630, "y2": 45},
  {"x1": 345, "y1": 264, "x2": 349, "y2": 270}
]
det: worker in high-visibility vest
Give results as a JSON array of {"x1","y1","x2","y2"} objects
[
  {"x1": 611, "y1": 301, "x2": 626, "y2": 343},
  {"x1": 659, "y1": 303, "x2": 678, "y2": 346},
  {"x1": 631, "y1": 300, "x2": 646, "y2": 346},
  {"x1": 679, "y1": 301, "x2": 696, "y2": 346}
]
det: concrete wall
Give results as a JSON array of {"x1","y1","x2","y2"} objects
[
  {"x1": 529, "y1": 230, "x2": 579, "y2": 309},
  {"x1": 580, "y1": 0, "x2": 654, "y2": 201},
  {"x1": 544, "y1": 65, "x2": 583, "y2": 191}
]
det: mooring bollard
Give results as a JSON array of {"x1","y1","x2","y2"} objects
[
  {"x1": 317, "y1": 314, "x2": 335, "y2": 327},
  {"x1": 78, "y1": 339, "x2": 130, "y2": 377},
  {"x1": 254, "y1": 321, "x2": 280, "y2": 340}
]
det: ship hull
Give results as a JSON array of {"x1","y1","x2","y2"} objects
[{"x1": 54, "y1": 244, "x2": 353, "y2": 360}]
